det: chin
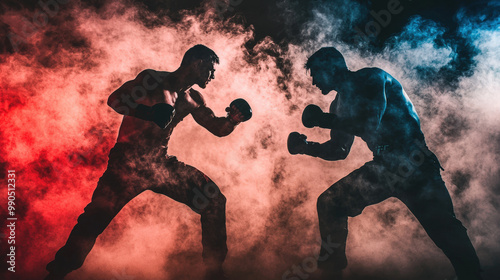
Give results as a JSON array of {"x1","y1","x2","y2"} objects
[{"x1": 197, "y1": 82, "x2": 207, "y2": 89}]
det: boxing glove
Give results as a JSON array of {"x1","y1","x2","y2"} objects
[
  {"x1": 287, "y1": 132, "x2": 309, "y2": 155},
  {"x1": 302, "y1": 104, "x2": 336, "y2": 129},
  {"x1": 134, "y1": 103, "x2": 175, "y2": 129},
  {"x1": 226, "y1": 98, "x2": 252, "y2": 124}
]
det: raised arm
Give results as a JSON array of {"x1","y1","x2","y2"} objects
[
  {"x1": 107, "y1": 69, "x2": 174, "y2": 129},
  {"x1": 302, "y1": 70, "x2": 387, "y2": 136},
  {"x1": 288, "y1": 129, "x2": 354, "y2": 161},
  {"x1": 192, "y1": 105, "x2": 236, "y2": 137},
  {"x1": 191, "y1": 90, "x2": 252, "y2": 137}
]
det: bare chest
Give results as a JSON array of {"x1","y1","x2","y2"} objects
[
  {"x1": 330, "y1": 93, "x2": 348, "y2": 116},
  {"x1": 329, "y1": 90, "x2": 364, "y2": 119},
  {"x1": 157, "y1": 89, "x2": 201, "y2": 119}
]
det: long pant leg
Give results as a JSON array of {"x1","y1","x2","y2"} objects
[
  {"x1": 46, "y1": 145, "x2": 149, "y2": 278},
  {"x1": 46, "y1": 172, "x2": 143, "y2": 277},
  {"x1": 316, "y1": 161, "x2": 393, "y2": 273},
  {"x1": 150, "y1": 158, "x2": 227, "y2": 270},
  {"x1": 399, "y1": 167, "x2": 482, "y2": 280}
]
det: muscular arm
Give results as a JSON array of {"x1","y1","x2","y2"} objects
[
  {"x1": 192, "y1": 106, "x2": 236, "y2": 137},
  {"x1": 191, "y1": 90, "x2": 236, "y2": 137},
  {"x1": 304, "y1": 130, "x2": 354, "y2": 161},
  {"x1": 107, "y1": 69, "x2": 164, "y2": 116},
  {"x1": 314, "y1": 70, "x2": 387, "y2": 136}
]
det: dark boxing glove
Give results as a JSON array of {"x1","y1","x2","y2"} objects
[
  {"x1": 287, "y1": 132, "x2": 309, "y2": 155},
  {"x1": 302, "y1": 104, "x2": 335, "y2": 129},
  {"x1": 226, "y1": 98, "x2": 252, "y2": 124},
  {"x1": 134, "y1": 103, "x2": 175, "y2": 129}
]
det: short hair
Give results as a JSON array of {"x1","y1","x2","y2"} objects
[
  {"x1": 181, "y1": 44, "x2": 219, "y2": 66},
  {"x1": 305, "y1": 47, "x2": 347, "y2": 71}
]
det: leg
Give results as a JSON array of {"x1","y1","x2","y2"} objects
[
  {"x1": 150, "y1": 159, "x2": 227, "y2": 278},
  {"x1": 46, "y1": 147, "x2": 145, "y2": 279},
  {"x1": 400, "y1": 169, "x2": 482, "y2": 280},
  {"x1": 316, "y1": 161, "x2": 394, "y2": 277}
]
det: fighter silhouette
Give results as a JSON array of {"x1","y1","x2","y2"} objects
[
  {"x1": 45, "y1": 45, "x2": 252, "y2": 280},
  {"x1": 287, "y1": 47, "x2": 482, "y2": 280}
]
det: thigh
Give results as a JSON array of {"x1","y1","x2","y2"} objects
[
  {"x1": 86, "y1": 145, "x2": 151, "y2": 214},
  {"x1": 399, "y1": 169, "x2": 456, "y2": 224},
  {"x1": 86, "y1": 164, "x2": 144, "y2": 218},
  {"x1": 321, "y1": 161, "x2": 395, "y2": 217},
  {"x1": 150, "y1": 157, "x2": 221, "y2": 213}
]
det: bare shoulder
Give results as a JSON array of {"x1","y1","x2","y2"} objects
[
  {"x1": 354, "y1": 67, "x2": 387, "y2": 83},
  {"x1": 352, "y1": 68, "x2": 389, "y2": 100},
  {"x1": 135, "y1": 69, "x2": 170, "y2": 84},
  {"x1": 358, "y1": 68, "x2": 403, "y2": 90},
  {"x1": 188, "y1": 88, "x2": 207, "y2": 107}
]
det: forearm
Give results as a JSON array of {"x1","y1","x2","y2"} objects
[
  {"x1": 304, "y1": 105, "x2": 377, "y2": 135},
  {"x1": 303, "y1": 105, "x2": 350, "y2": 132},
  {"x1": 303, "y1": 141, "x2": 348, "y2": 161},
  {"x1": 318, "y1": 114, "x2": 375, "y2": 136},
  {"x1": 314, "y1": 113, "x2": 351, "y2": 132},
  {"x1": 204, "y1": 116, "x2": 237, "y2": 137},
  {"x1": 193, "y1": 99, "x2": 251, "y2": 137}
]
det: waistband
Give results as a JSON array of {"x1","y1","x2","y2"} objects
[
  {"x1": 112, "y1": 142, "x2": 172, "y2": 158},
  {"x1": 114, "y1": 141, "x2": 168, "y2": 150},
  {"x1": 373, "y1": 143, "x2": 444, "y2": 171}
]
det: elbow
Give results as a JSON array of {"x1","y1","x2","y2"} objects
[
  {"x1": 322, "y1": 148, "x2": 349, "y2": 161},
  {"x1": 339, "y1": 146, "x2": 352, "y2": 160},
  {"x1": 107, "y1": 94, "x2": 116, "y2": 109},
  {"x1": 338, "y1": 151, "x2": 349, "y2": 160},
  {"x1": 107, "y1": 95, "x2": 126, "y2": 115},
  {"x1": 214, "y1": 125, "x2": 235, "y2": 137},
  {"x1": 324, "y1": 154, "x2": 347, "y2": 161},
  {"x1": 107, "y1": 87, "x2": 125, "y2": 110},
  {"x1": 214, "y1": 129, "x2": 231, "y2": 137}
]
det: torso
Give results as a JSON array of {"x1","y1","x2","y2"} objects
[
  {"x1": 116, "y1": 71, "x2": 203, "y2": 149},
  {"x1": 330, "y1": 68, "x2": 425, "y2": 153}
]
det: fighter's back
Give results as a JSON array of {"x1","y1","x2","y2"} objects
[{"x1": 347, "y1": 67, "x2": 425, "y2": 152}]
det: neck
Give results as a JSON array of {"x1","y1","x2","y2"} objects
[
  {"x1": 167, "y1": 68, "x2": 194, "y2": 92},
  {"x1": 332, "y1": 69, "x2": 350, "y2": 92}
]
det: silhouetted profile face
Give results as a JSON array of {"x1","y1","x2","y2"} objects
[
  {"x1": 195, "y1": 60, "x2": 216, "y2": 88},
  {"x1": 306, "y1": 47, "x2": 348, "y2": 95},
  {"x1": 309, "y1": 63, "x2": 334, "y2": 95},
  {"x1": 180, "y1": 44, "x2": 219, "y2": 89}
]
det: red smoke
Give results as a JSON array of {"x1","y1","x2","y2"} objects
[{"x1": 1, "y1": 1, "x2": 499, "y2": 280}]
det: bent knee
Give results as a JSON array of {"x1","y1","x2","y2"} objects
[
  {"x1": 219, "y1": 192, "x2": 227, "y2": 204},
  {"x1": 194, "y1": 182, "x2": 226, "y2": 212},
  {"x1": 317, "y1": 191, "x2": 346, "y2": 215},
  {"x1": 76, "y1": 211, "x2": 113, "y2": 236},
  {"x1": 203, "y1": 181, "x2": 225, "y2": 202},
  {"x1": 210, "y1": 191, "x2": 226, "y2": 207},
  {"x1": 317, "y1": 192, "x2": 330, "y2": 210}
]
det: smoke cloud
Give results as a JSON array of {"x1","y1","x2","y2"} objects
[{"x1": 0, "y1": 0, "x2": 498, "y2": 279}]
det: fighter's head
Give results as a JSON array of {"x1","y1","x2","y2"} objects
[
  {"x1": 180, "y1": 44, "x2": 219, "y2": 88},
  {"x1": 305, "y1": 47, "x2": 348, "y2": 95}
]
